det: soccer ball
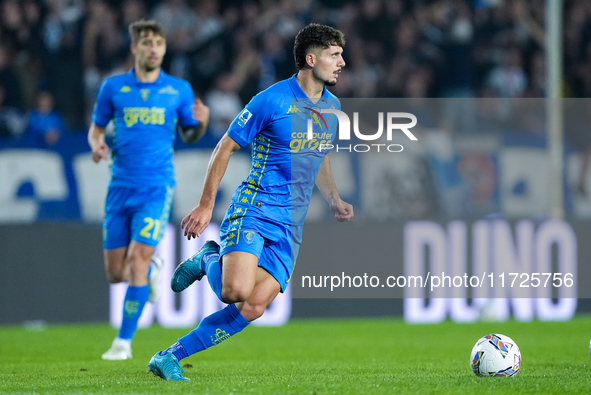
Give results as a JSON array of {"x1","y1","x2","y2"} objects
[{"x1": 470, "y1": 333, "x2": 521, "y2": 377}]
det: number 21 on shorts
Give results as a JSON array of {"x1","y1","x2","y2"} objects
[{"x1": 140, "y1": 217, "x2": 163, "y2": 241}]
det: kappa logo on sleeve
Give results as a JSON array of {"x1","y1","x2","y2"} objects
[{"x1": 237, "y1": 109, "x2": 253, "y2": 127}]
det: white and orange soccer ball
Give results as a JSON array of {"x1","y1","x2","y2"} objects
[{"x1": 470, "y1": 334, "x2": 521, "y2": 377}]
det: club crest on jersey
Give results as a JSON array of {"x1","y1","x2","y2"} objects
[
  {"x1": 303, "y1": 107, "x2": 328, "y2": 130},
  {"x1": 243, "y1": 230, "x2": 255, "y2": 245},
  {"x1": 140, "y1": 89, "x2": 150, "y2": 101},
  {"x1": 237, "y1": 109, "x2": 252, "y2": 127}
]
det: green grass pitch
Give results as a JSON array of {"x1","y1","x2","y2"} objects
[{"x1": 1, "y1": 316, "x2": 590, "y2": 394}]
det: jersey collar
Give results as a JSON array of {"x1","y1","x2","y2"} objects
[
  {"x1": 288, "y1": 74, "x2": 331, "y2": 106},
  {"x1": 127, "y1": 68, "x2": 166, "y2": 85}
]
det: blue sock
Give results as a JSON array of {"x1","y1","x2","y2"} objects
[
  {"x1": 203, "y1": 253, "x2": 223, "y2": 302},
  {"x1": 176, "y1": 304, "x2": 249, "y2": 359},
  {"x1": 118, "y1": 285, "x2": 149, "y2": 340},
  {"x1": 160, "y1": 341, "x2": 189, "y2": 360}
]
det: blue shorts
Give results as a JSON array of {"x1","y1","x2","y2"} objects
[
  {"x1": 103, "y1": 185, "x2": 174, "y2": 250},
  {"x1": 219, "y1": 204, "x2": 302, "y2": 292}
]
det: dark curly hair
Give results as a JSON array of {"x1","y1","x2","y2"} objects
[{"x1": 293, "y1": 23, "x2": 345, "y2": 70}]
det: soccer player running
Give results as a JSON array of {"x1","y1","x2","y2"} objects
[
  {"x1": 147, "y1": 23, "x2": 353, "y2": 381},
  {"x1": 88, "y1": 20, "x2": 209, "y2": 361}
]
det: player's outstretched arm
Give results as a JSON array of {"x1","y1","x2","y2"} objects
[
  {"x1": 88, "y1": 123, "x2": 109, "y2": 163},
  {"x1": 181, "y1": 133, "x2": 241, "y2": 239},
  {"x1": 315, "y1": 154, "x2": 354, "y2": 222},
  {"x1": 178, "y1": 98, "x2": 210, "y2": 145}
]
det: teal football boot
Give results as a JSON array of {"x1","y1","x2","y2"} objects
[
  {"x1": 171, "y1": 240, "x2": 220, "y2": 292},
  {"x1": 147, "y1": 352, "x2": 190, "y2": 381}
]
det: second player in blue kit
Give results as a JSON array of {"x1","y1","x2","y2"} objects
[{"x1": 88, "y1": 20, "x2": 209, "y2": 361}]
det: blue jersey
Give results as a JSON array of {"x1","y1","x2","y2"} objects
[
  {"x1": 227, "y1": 74, "x2": 339, "y2": 226},
  {"x1": 92, "y1": 68, "x2": 197, "y2": 187}
]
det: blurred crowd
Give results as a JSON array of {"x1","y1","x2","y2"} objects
[{"x1": 1, "y1": 0, "x2": 591, "y2": 141}]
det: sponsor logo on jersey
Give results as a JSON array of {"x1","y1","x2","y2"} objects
[
  {"x1": 288, "y1": 104, "x2": 333, "y2": 152},
  {"x1": 290, "y1": 131, "x2": 333, "y2": 153},
  {"x1": 123, "y1": 107, "x2": 166, "y2": 127}
]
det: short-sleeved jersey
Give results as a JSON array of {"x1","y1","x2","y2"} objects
[
  {"x1": 227, "y1": 74, "x2": 340, "y2": 226},
  {"x1": 92, "y1": 68, "x2": 197, "y2": 187}
]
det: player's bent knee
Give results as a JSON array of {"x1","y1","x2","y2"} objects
[
  {"x1": 106, "y1": 271, "x2": 125, "y2": 283},
  {"x1": 106, "y1": 273, "x2": 120, "y2": 283},
  {"x1": 220, "y1": 286, "x2": 251, "y2": 304}
]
